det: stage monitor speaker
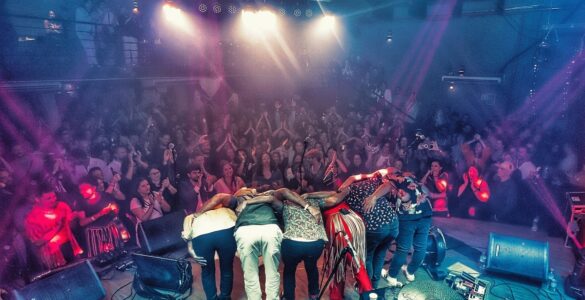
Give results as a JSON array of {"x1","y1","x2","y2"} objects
[
  {"x1": 11, "y1": 260, "x2": 105, "y2": 300},
  {"x1": 137, "y1": 210, "x2": 186, "y2": 254},
  {"x1": 132, "y1": 253, "x2": 192, "y2": 299},
  {"x1": 486, "y1": 233, "x2": 549, "y2": 282}
]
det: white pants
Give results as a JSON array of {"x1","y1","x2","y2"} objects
[{"x1": 234, "y1": 224, "x2": 282, "y2": 300}]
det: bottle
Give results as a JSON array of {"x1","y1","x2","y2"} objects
[
  {"x1": 369, "y1": 293, "x2": 378, "y2": 300},
  {"x1": 531, "y1": 217, "x2": 539, "y2": 232}
]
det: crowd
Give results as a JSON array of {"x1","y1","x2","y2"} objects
[{"x1": 0, "y1": 50, "x2": 583, "y2": 298}]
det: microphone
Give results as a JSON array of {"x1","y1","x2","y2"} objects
[
  {"x1": 303, "y1": 136, "x2": 311, "y2": 147},
  {"x1": 168, "y1": 143, "x2": 177, "y2": 159}
]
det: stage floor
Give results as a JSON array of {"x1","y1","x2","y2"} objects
[{"x1": 102, "y1": 217, "x2": 574, "y2": 299}]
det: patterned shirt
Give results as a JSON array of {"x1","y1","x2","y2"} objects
[
  {"x1": 344, "y1": 176, "x2": 396, "y2": 231},
  {"x1": 283, "y1": 198, "x2": 328, "y2": 242}
]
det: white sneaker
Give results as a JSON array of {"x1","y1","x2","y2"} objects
[
  {"x1": 402, "y1": 265, "x2": 415, "y2": 282},
  {"x1": 381, "y1": 269, "x2": 403, "y2": 287}
]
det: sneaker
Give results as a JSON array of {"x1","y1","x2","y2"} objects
[
  {"x1": 402, "y1": 265, "x2": 415, "y2": 282},
  {"x1": 381, "y1": 269, "x2": 403, "y2": 287}
]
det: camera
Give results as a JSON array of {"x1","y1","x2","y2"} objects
[{"x1": 418, "y1": 143, "x2": 434, "y2": 150}]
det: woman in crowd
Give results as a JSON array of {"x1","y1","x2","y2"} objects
[
  {"x1": 347, "y1": 153, "x2": 368, "y2": 176},
  {"x1": 235, "y1": 148, "x2": 255, "y2": 184},
  {"x1": 214, "y1": 161, "x2": 245, "y2": 194},
  {"x1": 454, "y1": 166, "x2": 490, "y2": 219},
  {"x1": 252, "y1": 152, "x2": 283, "y2": 192},
  {"x1": 147, "y1": 166, "x2": 178, "y2": 210},
  {"x1": 130, "y1": 178, "x2": 171, "y2": 224},
  {"x1": 421, "y1": 160, "x2": 449, "y2": 215}
]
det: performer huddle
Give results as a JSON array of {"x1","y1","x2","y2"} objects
[{"x1": 181, "y1": 165, "x2": 433, "y2": 300}]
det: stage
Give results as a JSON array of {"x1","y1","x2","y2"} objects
[{"x1": 98, "y1": 216, "x2": 574, "y2": 299}]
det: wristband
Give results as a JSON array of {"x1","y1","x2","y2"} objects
[{"x1": 304, "y1": 204, "x2": 310, "y2": 210}]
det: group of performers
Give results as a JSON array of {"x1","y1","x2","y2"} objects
[
  {"x1": 21, "y1": 162, "x2": 432, "y2": 300},
  {"x1": 181, "y1": 165, "x2": 433, "y2": 300}
]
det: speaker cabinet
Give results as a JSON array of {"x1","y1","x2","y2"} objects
[
  {"x1": 137, "y1": 210, "x2": 186, "y2": 254},
  {"x1": 486, "y1": 233, "x2": 549, "y2": 282},
  {"x1": 11, "y1": 260, "x2": 105, "y2": 300}
]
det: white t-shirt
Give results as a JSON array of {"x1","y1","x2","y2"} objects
[
  {"x1": 130, "y1": 196, "x2": 163, "y2": 222},
  {"x1": 182, "y1": 208, "x2": 237, "y2": 240}
]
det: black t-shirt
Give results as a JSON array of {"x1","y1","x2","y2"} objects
[{"x1": 77, "y1": 192, "x2": 117, "y2": 227}]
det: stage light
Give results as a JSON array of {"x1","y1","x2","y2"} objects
[
  {"x1": 316, "y1": 15, "x2": 336, "y2": 34},
  {"x1": 386, "y1": 31, "x2": 393, "y2": 43},
  {"x1": 213, "y1": 3, "x2": 221, "y2": 14},
  {"x1": 294, "y1": 8, "x2": 302, "y2": 17},
  {"x1": 198, "y1": 3, "x2": 207, "y2": 13},
  {"x1": 241, "y1": 9, "x2": 278, "y2": 36},
  {"x1": 306, "y1": 9, "x2": 313, "y2": 17},
  {"x1": 228, "y1": 5, "x2": 237, "y2": 14},
  {"x1": 132, "y1": 0, "x2": 139, "y2": 14},
  {"x1": 162, "y1": 3, "x2": 193, "y2": 35},
  {"x1": 448, "y1": 82, "x2": 455, "y2": 91},
  {"x1": 163, "y1": 2, "x2": 183, "y2": 19}
]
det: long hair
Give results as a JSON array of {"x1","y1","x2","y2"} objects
[
  {"x1": 256, "y1": 152, "x2": 276, "y2": 177},
  {"x1": 220, "y1": 160, "x2": 238, "y2": 190},
  {"x1": 132, "y1": 177, "x2": 150, "y2": 208}
]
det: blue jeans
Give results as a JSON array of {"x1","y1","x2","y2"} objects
[
  {"x1": 281, "y1": 239, "x2": 325, "y2": 300},
  {"x1": 388, "y1": 217, "x2": 432, "y2": 278},
  {"x1": 193, "y1": 227, "x2": 237, "y2": 300},
  {"x1": 365, "y1": 218, "x2": 399, "y2": 282}
]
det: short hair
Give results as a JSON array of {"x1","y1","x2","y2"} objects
[
  {"x1": 88, "y1": 167, "x2": 102, "y2": 175},
  {"x1": 186, "y1": 164, "x2": 202, "y2": 173},
  {"x1": 35, "y1": 181, "x2": 55, "y2": 197}
]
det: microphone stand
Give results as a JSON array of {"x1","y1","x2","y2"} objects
[
  {"x1": 318, "y1": 231, "x2": 361, "y2": 300},
  {"x1": 318, "y1": 246, "x2": 351, "y2": 300},
  {"x1": 299, "y1": 139, "x2": 308, "y2": 194}
]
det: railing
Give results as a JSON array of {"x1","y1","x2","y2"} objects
[{"x1": 0, "y1": 13, "x2": 185, "y2": 81}]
